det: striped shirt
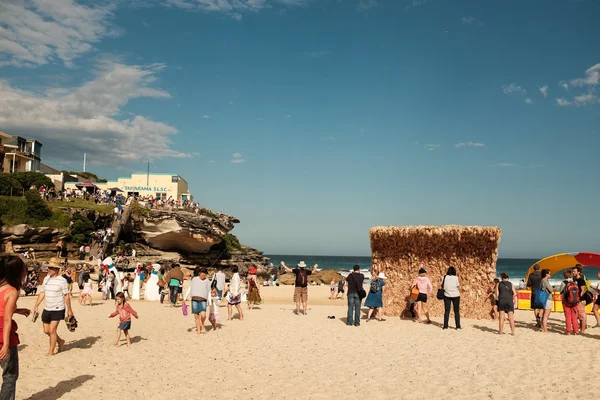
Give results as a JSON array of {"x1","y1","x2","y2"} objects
[{"x1": 41, "y1": 275, "x2": 69, "y2": 311}]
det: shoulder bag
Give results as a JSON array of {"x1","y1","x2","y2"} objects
[
  {"x1": 436, "y1": 275, "x2": 447, "y2": 300},
  {"x1": 351, "y1": 273, "x2": 366, "y2": 300}
]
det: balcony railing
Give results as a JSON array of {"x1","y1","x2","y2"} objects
[{"x1": 3, "y1": 148, "x2": 35, "y2": 160}]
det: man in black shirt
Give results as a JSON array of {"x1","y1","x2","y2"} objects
[
  {"x1": 346, "y1": 265, "x2": 364, "y2": 327},
  {"x1": 281, "y1": 261, "x2": 318, "y2": 315},
  {"x1": 573, "y1": 265, "x2": 588, "y2": 334},
  {"x1": 526, "y1": 264, "x2": 543, "y2": 327}
]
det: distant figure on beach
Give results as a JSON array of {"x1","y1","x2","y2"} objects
[
  {"x1": 526, "y1": 265, "x2": 543, "y2": 328},
  {"x1": 33, "y1": 260, "x2": 74, "y2": 356},
  {"x1": 591, "y1": 272, "x2": 600, "y2": 328},
  {"x1": 79, "y1": 273, "x2": 93, "y2": 306},
  {"x1": 209, "y1": 288, "x2": 220, "y2": 331},
  {"x1": 0, "y1": 256, "x2": 31, "y2": 400},
  {"x1": 346, "y1": 265, "x2": 365, "y2": 326},
  {"x1": 226, "y1": 266, "x2": 244, "y2": 321},
  {"x1": 55, "y1": 240, "x2": 63, "y2": 258},
  {"x1": 329, "y1": 280, "x2": 337, "y2": 300},
  {"x1": 246, "y1": 267, "x2": 262, "y2": 310},
  {"x1": 411, "y1": 268, "x2": 432, "y2": 324},
  {"x1": 365, "y1": 272, "x2": 387, "y2": 322},
  {"x1": 108, "y1": 292, "x2": 139, "y2": 346},
  {"x1": 560, "y1": 269, "x2": 579, "y2": 335},
  {"x1": 572, "y1": 266, "x2": 588, "y2": 334},
  {"x1": 490, "y1": 278, "x2": 499, "y2": 320},
  {"x1": 213, "y1": 268, "x2": 226, "y2": 300},
  {"x1": 539, "y1": 269, "x2": 553, "y2": 333},
  {"x1": 280, "y1": 261, "x2": 319, "y2": 316},
  {"x1": 62, "y1": 266, "x2": 74, "y2": 298},
  {"x1": 164, "y1": 263, "x2": 184, "y2": 306},
  {"x1": 496, "y1": 272, "x2": 517, "y2": 335},
  {"x1": 336, "y1": 279, "x2": 346, "y2": 300},
  {"x1": 442, "y1": 266, "x2": 461, "y2": 330}
]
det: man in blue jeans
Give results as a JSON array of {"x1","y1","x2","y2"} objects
[
  {"x1": 163, "y1": 263, "x2": 184, "y2": 306},
  {"x1": 346, "y1": 265, "x2": 364, "y2": 326}
]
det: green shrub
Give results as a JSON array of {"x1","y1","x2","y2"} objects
[
  {"x1": 0, "y1": 195, "x2": 69, "y2": 228},
  {"x1": 11, "y1": 172, "x2": 54, "y2": 189},
  {"x1": 71, "y1": 233, "x2": 87, "y2": 246},
  {"x1": 24, "y1": 189, "x2": 53, "y2": 220},
  {"x1": 0, "y1": 174, "x2": 23, "y2": 196}
]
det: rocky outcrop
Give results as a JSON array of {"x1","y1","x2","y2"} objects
[
  {"x1": 0, "y1": 224, "x2": 69, "y2": 258},
  {"x1": 130, "y1": 208, "x2": 240, "y2": 254}
]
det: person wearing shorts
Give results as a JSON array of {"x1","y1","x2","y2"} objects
[
  {"x1": 281, "y1": 261, "x2": 318, "y2": 316},
  {"x1": 33, "y1": 262, "x2": 73, "y2": 356},
  {"x1": 496, "y1": 273, "x2": 517, "y2": 335},
  {"x1": 184, "y1": 267, "x2": 212, "y2": 334},
  {"x1": 573, "y1": 266, "x2": 588, "y2": 334},
  {"x1": 411, "y1": 268, "x2": 432, "y2": 323}
]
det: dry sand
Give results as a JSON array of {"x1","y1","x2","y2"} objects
[{"x1": 13, "y1": 285, "x2": 600, "y2": 399}]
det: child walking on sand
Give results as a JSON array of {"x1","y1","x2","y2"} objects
[
  {"x1": 209, "y1": 288, "x2": 220, "y2": 331},
  {"x1": 108, "y1": 292, "x2": 139, "y2": 346}
]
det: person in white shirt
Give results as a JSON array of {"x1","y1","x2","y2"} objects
[
  {"x1": 131, "y1": 249, "x2": 136, "y2": 261},
  {"x1": 441, "y1": 266, "x2": 461, "y2": 330},
  {"x1": 33, "y1": 262, "x2": 74, "y2": 356},
  {"x1": 213, "y1": 268, "x2": 226, "y2": 299},
  {"x1": 226, "y1": 266, "x2": 244, "y2": 321},
  {"x1": 184, "y1": 267, "x2": 212, "y2": 335}
]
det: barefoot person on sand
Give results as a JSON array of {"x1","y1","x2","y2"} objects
[
  {"x1": 411, "y1": 268, "x2": 432, "y2": 324},
  {"x1": 226, "y1": 266, "x2": 244, "y2": 321},
  {"x1": 33, "y1": 260, "x2": 74, "y2": 356},
  {"x1": 0, "y1": 255, "x2": 31, "y2": 399},
  {"x1": 108, "y1": 292, "x2": 139, "y2": 346},
  {"x1": 281, "y1": 261, "x2": 318, "y2": 316},
  {"x1": 496, "y1": 273, "x2": 517, "y2": 335},
  {"x1": 246, "y1": 267, "x2": 262, "y2": 310},
  {"x1": 184, "y1": 267, "x2": 212, "y2": 334}
]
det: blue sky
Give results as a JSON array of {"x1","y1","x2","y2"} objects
[{"x1": 1, "y1": 0, "x2": 599, "y2": 258}]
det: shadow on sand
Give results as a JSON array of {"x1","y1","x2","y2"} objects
[
  {"x1": 61, "y1": 336, "x2": 101, "y2": 352},
  {"x1": 25, "y1": 374, "x2": 94, "y2": 400}
]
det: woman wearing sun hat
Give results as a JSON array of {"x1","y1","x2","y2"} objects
[
  {"x1": 246, "y1": 266, "x2": 262, "y2": 310},
  {"x1": 365, "y1": 272, "x2": 387, "y2": 322}
]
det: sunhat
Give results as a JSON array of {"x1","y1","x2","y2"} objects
[
  {"x1": 297, "y1": 261, "x2": 307, "y2": 268},
  {"x1": 378, "y1": 272, "x2": 387, "y2": 279},
  {"x1": 248, "y1": 267, "x2": 258, "y2": 275},
  {"x1": 46, "y1": 258, "x2": 63, "y2": 270}
]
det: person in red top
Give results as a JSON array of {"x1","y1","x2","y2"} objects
[
  {"x1": 108, "y1": 292, "x2": 139, "y2": 347},
  {"x1": 0, "y1": 255, "x2": 31, "y2": 400}
]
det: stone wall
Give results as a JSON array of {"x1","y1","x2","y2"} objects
[{"x1": 370, "y1": 225, "x2": 502, "y2": 319}]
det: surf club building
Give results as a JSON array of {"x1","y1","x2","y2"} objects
[{"x1": 65, "y1": 173, "x2": 193, "y2": 201}]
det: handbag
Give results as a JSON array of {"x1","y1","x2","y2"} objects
[
  {"x1": 535, "y1": 283, "x2": 550, "y2": 308},
  {"x1": 351, "y1": 273, "x2": 366, "y2": 300},
  {"x1": 182, "y1": 302, "x2": 188, "y2": 316},
  {"x1": 157, "y1": 280, "x2": 166, "y2": 288},
  {"x1": 410, "y1": 286, "x2": 419, "y2": 301},
  {"x1": 436, "y1": 275, "x2": 447, "y2": 300}
]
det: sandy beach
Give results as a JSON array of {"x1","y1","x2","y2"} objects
[{"x1": 13, "y1": 285, "x2": 600, "y2": 399}]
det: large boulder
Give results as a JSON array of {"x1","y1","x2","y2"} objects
[
  {"x1": 132, "y1": 209, "x2": 240, "y2": 254},
  {"x1": 1, "y1": 224, "x2": 67, "y2": 245}
]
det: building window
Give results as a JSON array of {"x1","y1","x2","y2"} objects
[{"x1": 172, "y1": 176, "x2": 179, "y2": 183}]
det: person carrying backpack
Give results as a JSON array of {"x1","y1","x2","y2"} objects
[
  {"x1": 365, "y1": 272, "x2": 387, "y2": 322},
  {"x1": 281, "y1": 261, "x2": 318, "y2": 316},
  {"x1": 560, "y1": 269, "x2": 580, "y2": 335}
]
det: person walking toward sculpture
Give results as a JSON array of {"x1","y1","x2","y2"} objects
[
  {"x1": 0, "y1": 255, "x2": 31, "y2": 400},
  {"x1": 163, "y1": 263, "x2": 184, "y2": 306},
  {"x1": 539, "y1": 269, "x2": 554, "y2": 333},
  {"x1": 246, "y1": 267, "x2": 262, "y2": 310},
  {"x1": 226, "y1": 267, "x2": 244, "y2": 321},
  {"x1": 365, "y1": 272, "x2": 387, "y2": 322},
  {"x1": 281, "y1": 261, "x2": 318, "y2": 316},
  {"x1": 346, "y1": 265, "x2": 365, "y2": 326},
  {"x1": 526, "y1": 265, "x2": 543, "y2": 328},
  {"x1": 442, "y1": 266, "x2": 461, "y2": 330},
  {"x1": 411, "y1": 268, "x2": 432, "y2": 324},
  {"x1": 33, "y1": 260, "x2": 74, "y2": 356},
  {"x1": 496, "y1": 273, "x2": 517, "y2": 335},
  {"x1": 184, "y1": 267, "x2": 212, "y2": 335},
  {"x1": 560, "y1": 269, "x2": 579, "y2": 335}
]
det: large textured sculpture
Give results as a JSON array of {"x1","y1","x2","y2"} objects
[{"x1": 370, "y1": 226, "x2": 502, "y2": 319}]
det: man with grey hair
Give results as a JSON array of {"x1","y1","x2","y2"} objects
[{"x1": 526, "y1": 264, "x2": 543, "y2": 327}]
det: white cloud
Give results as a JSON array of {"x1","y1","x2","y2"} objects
[
  {"x1": 496, "y1": 163, "x2": 515, "y2": 167},
  {"x1": 231, "y1": 153, "x2": 246, "y2": 163},
  {"x1": 461, "y1": 16, "x2": 483, "y2": 26},
  {"x1": 539, "y1": 85, "x2": 548, "y2": 97},
  {"x1": 556, "y1": 98, "x2": 572, "y2": 106},
  {"x1": 426, "y1": 144, "x2": 440, "y2": 151},
  {"x1": 569, "y1": 63, "x2": 600, "y2": 87},
  {"x1": 405, "y1": 0, "x2": 429, "y2": 10},
  {"x1": 303, "y1": 51, "x2": 331, "y2": 57},
  {"x1": 0, "y1": 0, "x2": 119, "y2": 67},
  {"x1": 357, "y1": 0, "x2": 379, "y2": 11},
  {"x1": 560, "y1": 81, "x2": 569, "y2": 90},
  {"x1": 524, "y1": 97, "x2": 533, "y2": 104},
  {"x1": 201, "y1": 114, "x2": 210, "y2": 119},
  {"x1": 502, "y1": 83, "x2": 527, "y2": 96},
  {"x1": 0, "y1": 60, "x2": 188, "y2": 162},
  {"x1": 166, "y1": 0, "x2": 306, "y2": 18},
  {"x1": 455, "y1": 142, "x2": 485, "y2": 148},
  {"x1": 574, "y1": 93, "x2": 598, "y2": 106}
]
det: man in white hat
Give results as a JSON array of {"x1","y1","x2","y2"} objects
[
  {"x1": 281, "y1": 261, "x2": 318, "y2": 315},
  {"x1": 33, "y1": 259, "x2": 74, "y2": 356}
]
